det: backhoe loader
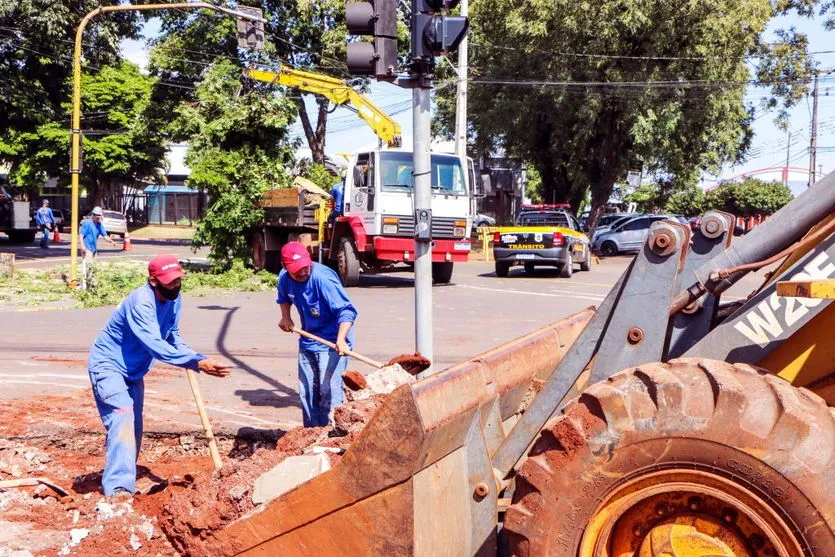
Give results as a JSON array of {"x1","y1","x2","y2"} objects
[{"x1": 207, "y1": 171, "x2": 835, "y2": 556}]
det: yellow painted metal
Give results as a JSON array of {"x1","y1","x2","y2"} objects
[
  {"x1": 245, "y1": 67, "x2": 402, "y2": 148},
  {"x1": 759, "y1": 304, "x2": 835, "y2": 388},
  {"x1": 776, "y1": 278, "x2": 835, "y2": 299},
  {"x1": 69, "y1": 3, "x2": 266, "y2": 284},
  {"x1": 637, "y1": 519, "x2": 741, "y2": 557}
]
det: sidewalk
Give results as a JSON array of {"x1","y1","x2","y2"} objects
[{"x1": 128, "y1": 225, "x2": 196, "y2": 241}]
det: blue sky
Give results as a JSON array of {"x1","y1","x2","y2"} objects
[{"x1": 121, "y1": 12, "x2": 834, "y2": 188}]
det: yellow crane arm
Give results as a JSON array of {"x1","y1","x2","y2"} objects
[{"x1": 245, "y1": 66, "x2": 402, "y2": 148}]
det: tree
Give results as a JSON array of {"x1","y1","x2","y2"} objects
[
  {"x1": 0, "y1": 0, "x2": 142, "y2": 192},
  {"x1": 434, "y1": 0, "x2": 813, "y2": 232},
  {"x1": 705, "y1": 178, "x2": 792, "y2": 216},
  {"x1": 10, "y1": 61, "x2": 166, "y2": 206},
  {"x1": 665, "y1": 185, "x2": 706, "y2": 217},
  {"x1": 174, "y1": 59, "x2": 298, "y2": 267}
]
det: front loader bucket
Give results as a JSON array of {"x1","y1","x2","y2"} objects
[{"x1": 212, "y1": 308, "x2": 594, "y2": 556}]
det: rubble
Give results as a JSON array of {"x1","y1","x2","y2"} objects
[{"x1": 0, "y1": 365, "x2": 397, "y2": 555}]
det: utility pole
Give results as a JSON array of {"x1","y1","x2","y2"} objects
[
  {"x1": 809, "y1": 71, "x2": 819, "y2": 187},
  {"x1": 453, "y1": 0, "x2": 468, "y2": 159},
  {"x1": 413, "y1": 82, "x2": 433, "y2": 376},
  {"x1": 784, "y1": 130, "x2": 791, "y2": 187}
]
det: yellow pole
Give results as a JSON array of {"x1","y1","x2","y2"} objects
[{"x1": 69, "y1": 3, "x2": 266, "y2": 285}]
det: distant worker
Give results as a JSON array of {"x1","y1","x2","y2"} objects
[
  {"x1": 79, "y1": 206, "x2": 116, "y2": 289},
  {"x1": 35, "y1": 199, "x2": 56, "y2": 249},
  {"x1": 328, "y1": 176, "x2": 345, "y2": 224},
  {"x1": 87, "y1": 254, "x2": 230, "y2": 498},
  {"x1": 277, "y1": 242, "x2": 357, "y2": 427}
]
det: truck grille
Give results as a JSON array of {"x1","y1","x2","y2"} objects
[{"x1": 387, "y1": 214, "x2": 460, "y2": 239}]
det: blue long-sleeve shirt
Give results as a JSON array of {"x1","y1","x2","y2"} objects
[
  {"x1": 88, "y1": 283, "x2": 205, "y2": 382},
  {"x1": 80, "y1": 219, "x2": 108, "y2": 252},
  {"x1": 277, "y1": 263, "x2": 357, "y2": 353},
  {"x1": 35, "y1": 207, "x2": 55, "y2": 227}
]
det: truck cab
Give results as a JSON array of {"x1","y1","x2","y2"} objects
[{"x1": 333, "y1": 148, "x2": 472, "y2": 284}]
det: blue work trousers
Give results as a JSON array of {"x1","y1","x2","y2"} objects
[
  {"x1": 40, "y1": 227, "x2": 49, "y2": 247},
  {"x1": 89, "y1": 370, "x2": 145, "y2": 495},
  {"x1": 298, "y1": 349, "x2": 347, "y2": 427}
]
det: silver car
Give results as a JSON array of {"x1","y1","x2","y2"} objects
[
  {"x1": 101, "y1": 210, "x2": 127, "y2": 238},
  {"x1": 592, "y1": 215, "x2": 676, "y2": 255}
]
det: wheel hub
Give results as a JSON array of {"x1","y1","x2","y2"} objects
[{"x1": 580, "y1": 469, "x2": 804, "y2": 557}]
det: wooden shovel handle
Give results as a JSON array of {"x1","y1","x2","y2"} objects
[
  {"x1": 291, "y1": 327, "x2": 384, "y2": 369},
  {"x1": 186, "y1": 368, "x2": 223, "y2": 471}
]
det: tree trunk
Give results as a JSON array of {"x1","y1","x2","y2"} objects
[{"x1": 296, "y1": 96, "x2": 327, "y2": 164}]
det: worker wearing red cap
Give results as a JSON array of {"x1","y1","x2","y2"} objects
[
  {"x1": 277, "y1": 242, "x2": 357, "y2": 427},
  {"x1": 88, "y1": 254, "x2": 230, "y2": 498}
]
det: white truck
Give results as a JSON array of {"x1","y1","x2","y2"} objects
[
  {"x1": 251, "y1": 147, "x2": 473, "y2": 286},
  {"x1": 0, "y1": 193, "x2": 37, "y2": 243}
]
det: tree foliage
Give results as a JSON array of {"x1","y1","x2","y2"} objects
[
  {"x1": 9, "y1": 61, "x2": 165, "y2": 205},
  {"x1": 0, "y1": 0, "x2": 142, "y2": 192},
  {"x1": 435, "y1": 0, "x2": 814, "y2": 230},
  {"x1": 175, "y1": 59, "x2": 297, "y2": 267},
  {"x1": 705, "y1": 178, "x2": 793, "y2": 216}
]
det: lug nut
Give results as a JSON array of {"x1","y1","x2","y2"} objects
[
  {"x1": 688, "y1": 497, "x2": 703, "y2": 511},
  {"x1": 748, "y1": 533, "x2": 765, "y2": 550},
  {"x1": 633, "y1": 525, "x2": 645, "y2": 538},
  {"x1": 655, "y1": 503, "x2": 669, "y2": 516},
  {"x1": 474, "y1": 482, "x2": 490, "y2": 497},
  {"x1": 722, "y1": 508, "x2": 738, "y2": 523}
]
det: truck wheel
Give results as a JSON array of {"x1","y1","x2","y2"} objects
[
  {"x1": 431, "y1": 262, "x2": 454, "y2": 284},
  {"x1": 504, "y1": 359, "x2": 835, "y2": 557},
  {"x1": 495, "y1": 261, "x2": 510, "y2": 277},
  {"x1": 559, "y1": 253, "x2": 573, "y2": 278},
  {"x1": 601, "y1": 240, "x2": 618, "y2": 256},
  {"x1": 523, "y1": 262, "x2": 535, "y2": 275},
  {"x1": 580, "y1": 245, "x2": 592, "y2": 271},
  {"x1": 337, "y1": 237, "x2": 360, "y2": 287},
  {"x1": 8, "y1": 230, "x2": 36, "y2": 244}
]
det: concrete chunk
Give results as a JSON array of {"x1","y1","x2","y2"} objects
[{"x1": 251, "y1": 454, "x2": 331, "y2": 505}]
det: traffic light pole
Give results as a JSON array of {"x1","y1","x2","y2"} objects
[{"x1": 413, "y1": 83, "x2": 434, "y2": 377}]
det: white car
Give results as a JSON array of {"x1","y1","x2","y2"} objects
[{"x1": 101, "y1": 210, "x2": 127, "y2": 238}]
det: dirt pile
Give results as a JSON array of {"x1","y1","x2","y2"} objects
[{"x1": 160, "y1": 395, "x2": 385, "y2": 556}]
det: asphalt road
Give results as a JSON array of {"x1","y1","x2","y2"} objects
[
  {"x1": 0, "y1": 234, "x2": 207, "y2": 269},
  {"x1": 0, "y1": 253, "x2": 764, "y2": 437}
]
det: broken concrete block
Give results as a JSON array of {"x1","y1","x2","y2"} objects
[{"x1": 251, "y1": 454, "x2": 331, "y2": 505}]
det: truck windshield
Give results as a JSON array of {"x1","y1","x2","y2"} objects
[{"x1": 379, "y1": 152, "x2": 467, "y2": 195}]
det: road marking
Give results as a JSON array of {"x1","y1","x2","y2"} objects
[
  {"x1": 455, "y1": 283, "x2": 605, "y2": 301},
  {"x1": 0, "y1": 372, "x2": 86, "y2": 381},
  {"x1": 0, "y1": 379, "x2": 87, "y2": 390}
]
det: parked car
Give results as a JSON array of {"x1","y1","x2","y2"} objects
[
  {"x1": 100, "y1": 210, "x2": 127, "y2": 238},
  {"x1": 592, "y1": 214, "x2": 676, "y2": 255},
  {"x1": 592, "y1": 214, "x2": 643, "y2": 240},
  {"x1": 53, "y1": 209, "x2": 66, "y2": 233},
  {"x1": 473, "y1": 213, "x2": 496, "y2": 228}
]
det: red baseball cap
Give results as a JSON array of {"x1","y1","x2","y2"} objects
[
  {"x1": 148, "y1": 254, "x2": 185, "y2": 284},
  {"x1": 281, "y1": 242, "x2": 312, "y2": 274}
]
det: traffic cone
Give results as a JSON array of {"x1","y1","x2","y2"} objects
[
  {"x1": 123, "y1": 232, "x2": 132, "y2": 251},
  {"x1": 53, "y1": 228, "x2": 61, "y2": 243}
]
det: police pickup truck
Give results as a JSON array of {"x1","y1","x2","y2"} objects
[{"x1": 492, "y1": 205, "x2": 591, "y2": 278}]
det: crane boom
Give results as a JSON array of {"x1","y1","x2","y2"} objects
[{"x1": 245, "y1": 66, "x2": 402, "y2": 148}]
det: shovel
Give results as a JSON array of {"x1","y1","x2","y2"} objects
[{"x1": 291, "y1": 327, "x2": 430, "y2": 375}]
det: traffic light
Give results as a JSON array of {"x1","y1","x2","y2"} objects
[
  {"x1": 346, "y1": 0, "x2": 398, "y2": 80},
  {"x1": 411, "y1": 0, "x2": 468, "y2": 62},
  {"x1": 236, "y1": 6, "x2": 265, "y2": 51}
]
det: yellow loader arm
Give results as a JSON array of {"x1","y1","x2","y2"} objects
[{"x1": 245, "y1": 66, "x2": 402, "y2": 148}]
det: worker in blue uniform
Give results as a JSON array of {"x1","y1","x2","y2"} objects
[
  {"x1": 277, "y1": 242, "x2": 357, "y2": 427},
  {"x1": 88, "y1": 254, "x2": 230, "y2": 497}
]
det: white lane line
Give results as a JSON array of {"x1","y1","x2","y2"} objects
[
  {"x1": 0, "y1": 379, "x2": 88, "y2": 390},
  {"x1": 455, "y1": 283, "x2": 605, "y2": 301},
  {"x1": 206, "y1": 404, "x2": 300, "y2": 428},
  {"x1": 0, "y1": 372, "x2": 87, "y2": 381}
]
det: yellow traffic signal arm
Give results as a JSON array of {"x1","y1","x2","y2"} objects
[{"x1": 245, "y1": 66, "x2": 402, "y2": 148}]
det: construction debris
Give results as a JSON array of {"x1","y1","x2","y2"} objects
[{"x1": 251, "y1": 453, "x2": 331, "y2": 504}]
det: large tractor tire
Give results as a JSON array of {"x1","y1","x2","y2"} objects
[
  {"x1": 250, "y1": 233, "x2": 280, "y2": 273},
  {"x1": 504, "y1": 358, "x2": 835, "y2": 557},
  {"x1": 337, "y1": 237, "x2": 360, "y2": 287}
]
